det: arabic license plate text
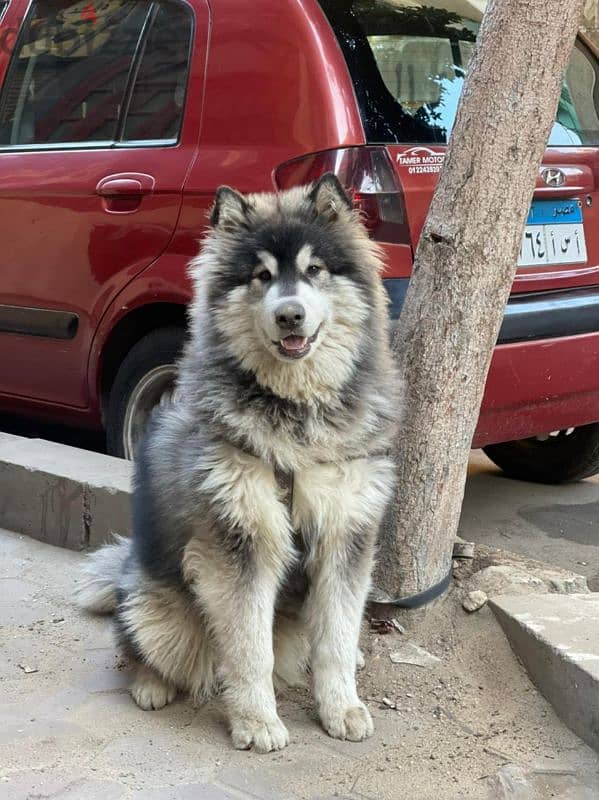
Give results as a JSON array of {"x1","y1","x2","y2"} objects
[{"x1": 518, "y1": 200, "x2": 587, "y2": 267}]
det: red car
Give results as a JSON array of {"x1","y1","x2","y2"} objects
[{"x1": 0, "y1": 0, "x2": 598, "y2": 483}]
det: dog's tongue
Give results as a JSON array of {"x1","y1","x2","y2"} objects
[{"x1": 281, "y1": 335, "x2": 308, "y2": 352}]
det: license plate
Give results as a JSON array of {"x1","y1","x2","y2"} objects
[{"x1": 518, "y1": 199, "x2": 587, "y2": 267}]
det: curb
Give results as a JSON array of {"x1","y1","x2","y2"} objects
[
  {"x1": 490, "y1": 593, "x2": 599, "y2": 753},
  {"x1": 0, "y1": 433, "x2": 132, "y2": 550}
]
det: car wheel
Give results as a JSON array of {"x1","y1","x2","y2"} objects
[
  {"x1": 105, "y1": 327, "x2": 185, "y2": 459},
  {"x1": 483, "y1": 423, "x2": 599, "y2": 484}
]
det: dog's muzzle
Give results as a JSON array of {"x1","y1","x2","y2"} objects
[
  {"x1": 271, "y1": 300, "x2": 319, "y2": 359},
  {"x1": 273, "y1": 325, "x2": 321, "y2": 360}
]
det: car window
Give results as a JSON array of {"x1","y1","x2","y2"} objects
[
  {"x1": 122, "y1": 1, "x2": 192, "y2": 143},
  {"x1": 318, "y1": 0, "x2": 599, "y2": 146},
  {"x1": 0, "y1": 0, "x2": 149, "y2": 146},
  {"x1": 0, "y1": 0, "x2": 192, "y2": 148},
  {"x1": 552, "y1": 45, "x2": 599, "y2": 145}
]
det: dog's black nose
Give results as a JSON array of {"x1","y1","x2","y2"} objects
[{"x1": 275, "y1": 301, "x2": 305, "y2": 331}]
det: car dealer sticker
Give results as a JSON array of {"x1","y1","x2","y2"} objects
[{"x1": 396, "y1": 147, "x2": 445, "y2": 175}]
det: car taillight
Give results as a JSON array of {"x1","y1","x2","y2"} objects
[{"x1": 274, "y1": 146, "x2": 410, "y2": 245}]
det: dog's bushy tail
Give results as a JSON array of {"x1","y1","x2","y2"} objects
[{"x1": 75, "y1": 534, "x2": 130, "y2": 614}]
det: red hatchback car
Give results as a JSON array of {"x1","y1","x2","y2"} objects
[{"x1": 1, "y1": 0, "x2": 599, "y2": 482}]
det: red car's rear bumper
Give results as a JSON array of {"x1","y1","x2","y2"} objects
[
  {"x1": 474, "y1": 331, "x2": 599, "y2": 447},
  {"x1": 383, "y1": 275, "x2": 599, "y2": 447}
]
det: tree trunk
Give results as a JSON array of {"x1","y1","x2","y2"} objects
[{"x1": 374, "y1": 0, "x2": 585, "y2": 602}]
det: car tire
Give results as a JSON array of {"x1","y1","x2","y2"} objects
[
  {"x1": 483, "y1": 423, "x2": 599, "y2": 484},
  {"x1": 105, "y1": 326, "x2": 185, "y2": 459}
]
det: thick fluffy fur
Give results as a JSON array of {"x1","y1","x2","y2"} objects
[{"x1": 77, "y1": 175, "x2": 402, "y2": 753}]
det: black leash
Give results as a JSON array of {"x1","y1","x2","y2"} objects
[{"x1": 375, "y1": 567, "x2": 453, "y2": 609}]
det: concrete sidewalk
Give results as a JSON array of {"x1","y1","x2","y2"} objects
[{"x1": 3, "y1": 529, "x2": 599, "y2": 800}]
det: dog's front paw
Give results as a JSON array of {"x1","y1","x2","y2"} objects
[
  {"x1": 320, "y1": 702, "x2": 374, "y2": 742},
  {"x1": 230, "y1": 715, "x2": 289, "y2": 753}
]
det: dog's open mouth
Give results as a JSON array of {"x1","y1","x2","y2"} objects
[{"x1": 275, "y1": 327, "x2": 320, "y2": 360}]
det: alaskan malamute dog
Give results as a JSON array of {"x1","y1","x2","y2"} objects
[{"x1": 77, "y1": 174, "x2": 401, "y2": 753}]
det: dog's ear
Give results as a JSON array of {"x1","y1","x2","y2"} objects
[
  {"x1": 210, "y1": 186, "x2": 250, "y2": 230},
  {"x1": 308, "y1": 173, "x2": 352, "y2": 223}
]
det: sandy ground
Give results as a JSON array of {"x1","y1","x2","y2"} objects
[{"x1": 2, "y1": 522, "x2": 599, "y2": 800}]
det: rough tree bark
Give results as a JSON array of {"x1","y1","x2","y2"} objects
[{"x1": 374, "y1": 0, "x2": 585, "y2": 602}]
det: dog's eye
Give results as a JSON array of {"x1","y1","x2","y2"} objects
[
  {"x1": 307, "y1": 264, "x2": 322, "y2": 277},
  {"x1": 256, "y1": 270, "x2": 272, "y2": 283}
]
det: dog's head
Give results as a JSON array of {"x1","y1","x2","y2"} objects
[{"x1": 191, "y1": 174, "x2": 389, "y2": 399}]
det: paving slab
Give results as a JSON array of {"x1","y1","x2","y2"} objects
[
  {"x1": 0, "y1": 432, "x2": 131, "y2": 550},
  {"x1": 490, "y1": 593, "x2": 599, "y2": 753}
]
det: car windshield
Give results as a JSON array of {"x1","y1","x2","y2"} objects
[{"x1": 318, "y1": 0, "x2": 599, "y2": 146}]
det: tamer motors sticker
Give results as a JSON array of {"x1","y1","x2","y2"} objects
[{"x1": 396, "y1": 147, "x2": 445, "y2": 175}]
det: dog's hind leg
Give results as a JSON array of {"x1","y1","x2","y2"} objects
[
  {"x1": 130, "y1": 662, "x2": 178, "y2": 711},
  {"x1": 116, "y1": 572, "x2": 216, "y2": 708},
  {"x1": 294, "y1": 458, "x2": 394, "y2": 742},
  {"x1": 273, "y1": 614, "x2": 310, "y2": 689}
]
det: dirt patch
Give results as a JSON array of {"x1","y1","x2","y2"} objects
[{"x1": 277, "y1": 544, "x2": 599, "y2": 798}]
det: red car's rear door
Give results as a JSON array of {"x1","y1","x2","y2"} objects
[{"x1": 0, "y1": 0, "x2": 208, "y2": 407}]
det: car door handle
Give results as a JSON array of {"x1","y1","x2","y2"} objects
[{"x1": 96, "y1": 173, "x2": 155, "y2": 197}]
